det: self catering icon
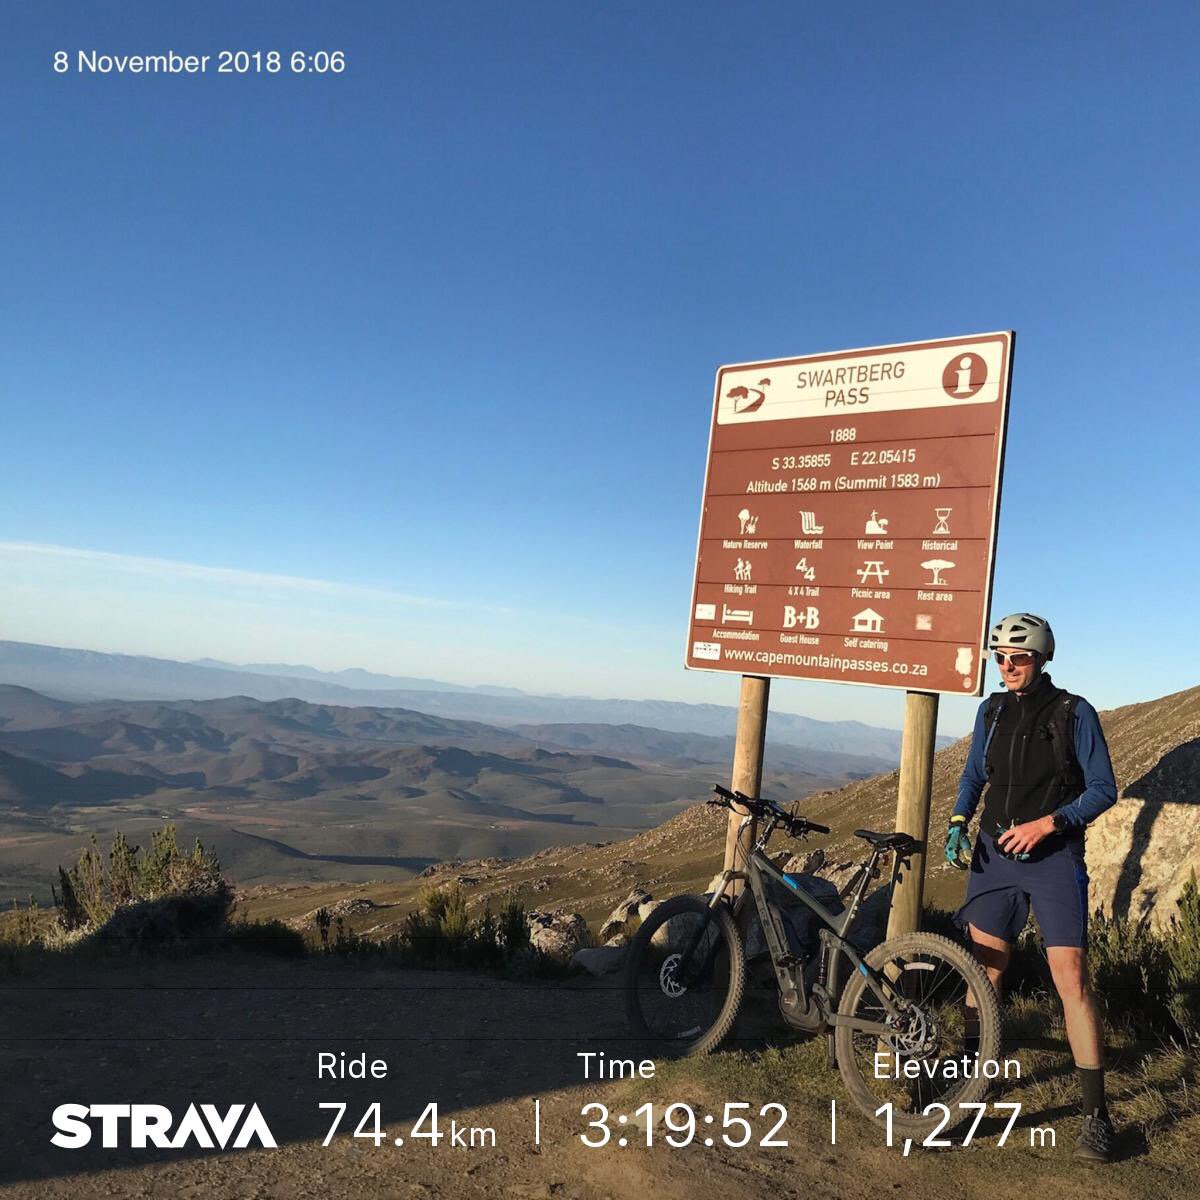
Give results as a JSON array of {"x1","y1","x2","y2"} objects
[{"x1": 852, "y1": 608, "x2": 884, "y2": 633}]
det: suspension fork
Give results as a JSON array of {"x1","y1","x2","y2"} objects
[{"x1": 673, "y1": 870, "x2": 742, "y2": 986}]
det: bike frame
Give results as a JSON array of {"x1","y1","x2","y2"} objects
[{"x1": 702, "y1": 813, "x2": 908, "y2": 1036}]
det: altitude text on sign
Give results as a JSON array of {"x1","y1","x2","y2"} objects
[{"x1": 685, "y1": 332, "x2": 1014, "y2": 696}]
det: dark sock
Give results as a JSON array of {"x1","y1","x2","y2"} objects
[
  {"x1": 963, "y1": 1008, "x2": 980, "y2": 1056},
  {"x1": 1078, "y1": 1065, "x2": 1108, "y2": 1120}
]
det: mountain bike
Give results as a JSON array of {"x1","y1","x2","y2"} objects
[{"x1": 623, "y1": 785, "x2": 1002, "y2": 1137}]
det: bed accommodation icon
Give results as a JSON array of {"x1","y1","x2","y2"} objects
[{"x1": 851, "y1": 608, "x2": 884, "y2": 633}]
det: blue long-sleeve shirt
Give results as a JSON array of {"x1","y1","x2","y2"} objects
[{"x1": 952, "y1": 692, "x2": 1118, "y2": 830}]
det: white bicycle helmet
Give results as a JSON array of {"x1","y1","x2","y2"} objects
[{"x1": 989, "y1": 612, "x2": 1054, "y2": 660}]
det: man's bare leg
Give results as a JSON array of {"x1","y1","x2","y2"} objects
[
  {"x1": 1045, "y1": 945, "x2": 1103, "y2": 1065},
  {"x1": 961, "y1": 924, "x2": 1011, "y2": 1053}
]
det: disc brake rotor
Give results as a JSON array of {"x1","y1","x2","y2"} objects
[{"x1": 659, "y1": 953, "x2": 685, "y2": 997}]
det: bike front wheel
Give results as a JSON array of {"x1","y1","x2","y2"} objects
[
  {"x1": 834, "y1": 931, "x2": 1002, "y2": 1139},
  {"x1": 623, "y1": 894, "x2": 745, "y2": 1057}
]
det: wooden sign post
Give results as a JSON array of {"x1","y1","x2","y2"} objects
[{"x1": 722, "y1": 674, "x2": 770, "y2": 896}]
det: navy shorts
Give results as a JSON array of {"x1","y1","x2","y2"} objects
[{"x1": 952, "y1": 829, "x2": 1090, "y2": 949}]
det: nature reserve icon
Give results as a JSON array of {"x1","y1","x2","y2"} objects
[
  {"x1": 864, "y1": 509, "x2": 889, "y2": 535},
  {"x1": 941, "y1": 352, "x2": 987, "y2": 399},
  {"x1": 737, "y1": 509, "x2": 759, "y2": 535},
  {"x1": 734, "y1": 558, "x2": 753, "y2": 582},
  {"x1": 920, "y1": 558, "x2": 955, "y2": 586},
  {"x1": 799, "y1": 511, "x2": 824, "y2": 535},
  {"x1": 726, "y1": 377, "x2": 771, "y2": 414},
  {"x1": 932, "y1": 506, "x2": 953, "y2": 535},
  {"x1": 856, "y1": 560, "x2": 889, "y2": 584}
]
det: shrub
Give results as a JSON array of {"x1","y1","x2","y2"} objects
[
  {"x1": 224, "y1": 917, "x2": 307, "y2": 959},
  {"x1": 1164, "y1": 870, "x2": 1200, "y2": 1038},
  {"x1": 92, "y1": 889, "x2": 233, "y2": 951},
  {"x1": 51, "y1": 825, "x2": 233, "y2": 951}
]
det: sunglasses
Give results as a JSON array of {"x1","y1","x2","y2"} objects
[{"x1": 994, "y1": 650, "x2": 1037, "y2": 668}]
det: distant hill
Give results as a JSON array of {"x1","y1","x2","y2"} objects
[
  {"x1": 190, "y1": 658, "x2": 527, "y2": 697},
  {"x1": 238, "y1": 681, "x2": 1200, "y2": 933},
  {"x1": 0, "y1": 685, "x2": 879, "y2": 902},
  {"x1": 0, "y1": 639, "x2": 949, "y2": 760}
]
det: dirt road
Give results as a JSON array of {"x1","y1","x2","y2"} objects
[{"x1": 0, "y1": 954, "x2": 1192, "y2": 1199}]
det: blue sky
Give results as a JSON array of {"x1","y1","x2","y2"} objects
[{"x1": 2, "y1": 2, "x2": 1197, "y2": 736}]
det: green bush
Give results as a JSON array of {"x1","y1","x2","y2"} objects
[
  {"x1": 1164, "y1": 870, "x2": 1200, "y2": 1037},
  {"x1": 93, "y1": 890, "x2": 233, "y2": 951},
  {"x1": 223, "y1": 916, "x2": 308, "y2": 959}
]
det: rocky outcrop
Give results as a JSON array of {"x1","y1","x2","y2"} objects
[
  {"x1": 526, "y1": 908, "x2": 590, "y2": 961},
  {"x1": 1083, "y1": 687, "x2": 1200, "y2": 925}
]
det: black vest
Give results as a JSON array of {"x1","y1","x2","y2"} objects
[{"x1": 980, "y1": 673, "x2": 1083, "y2": 836}]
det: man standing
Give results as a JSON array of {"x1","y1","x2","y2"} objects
[{"x1": 945, "y1": 613, "x2": 1118, "y2": 1162}]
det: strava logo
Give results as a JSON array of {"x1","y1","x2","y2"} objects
[{"x1": 51, "y1": 1103, "x2": 278, "y2": 1150}]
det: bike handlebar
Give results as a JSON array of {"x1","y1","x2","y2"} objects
[{"x1": 709, "y1": 784, "x2": 831, "y2": 836}]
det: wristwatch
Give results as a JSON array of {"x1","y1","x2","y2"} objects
[{"x1": 1051, "y1": 810, "x2": 1071, "y2": 834}]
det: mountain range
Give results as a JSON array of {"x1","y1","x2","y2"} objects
[
  {"x1": 0, "y1": 682, "x2": 891, "y2": 903},
  {"x1": 0, "y1": 640, "x2": 952, "y2": 760}
]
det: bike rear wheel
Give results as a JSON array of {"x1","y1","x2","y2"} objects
[
  {"x1": 623, "y1": 895, "x2": 745, "y2": 1057},
  {"x1": 834, "y1": 931, "x2": 1002, "y2": 1139}
]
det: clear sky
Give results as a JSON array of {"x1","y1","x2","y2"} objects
[{"x1": 3, "y1": 2, "x2": 1197, "y2": 736}]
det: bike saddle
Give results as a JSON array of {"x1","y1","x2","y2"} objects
[{"x1": 853, "y1": 829, "x2": 919, "y2": 852}]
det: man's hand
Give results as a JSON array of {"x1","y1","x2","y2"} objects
[
  {"x1": 945, "y1": 817, "x2": 972, "y2": 869},
  {"x1": 996, "y1": 815, "x2": 1055, "y2": 857}
]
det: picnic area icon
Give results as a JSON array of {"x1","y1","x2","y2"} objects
[{"x1": 857, "y1": 560, "x2": 890, "y2": 584}]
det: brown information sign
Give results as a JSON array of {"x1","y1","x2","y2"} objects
[{"x1": 685, "y1": 331, "x2": 1014, "y2": 695}]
